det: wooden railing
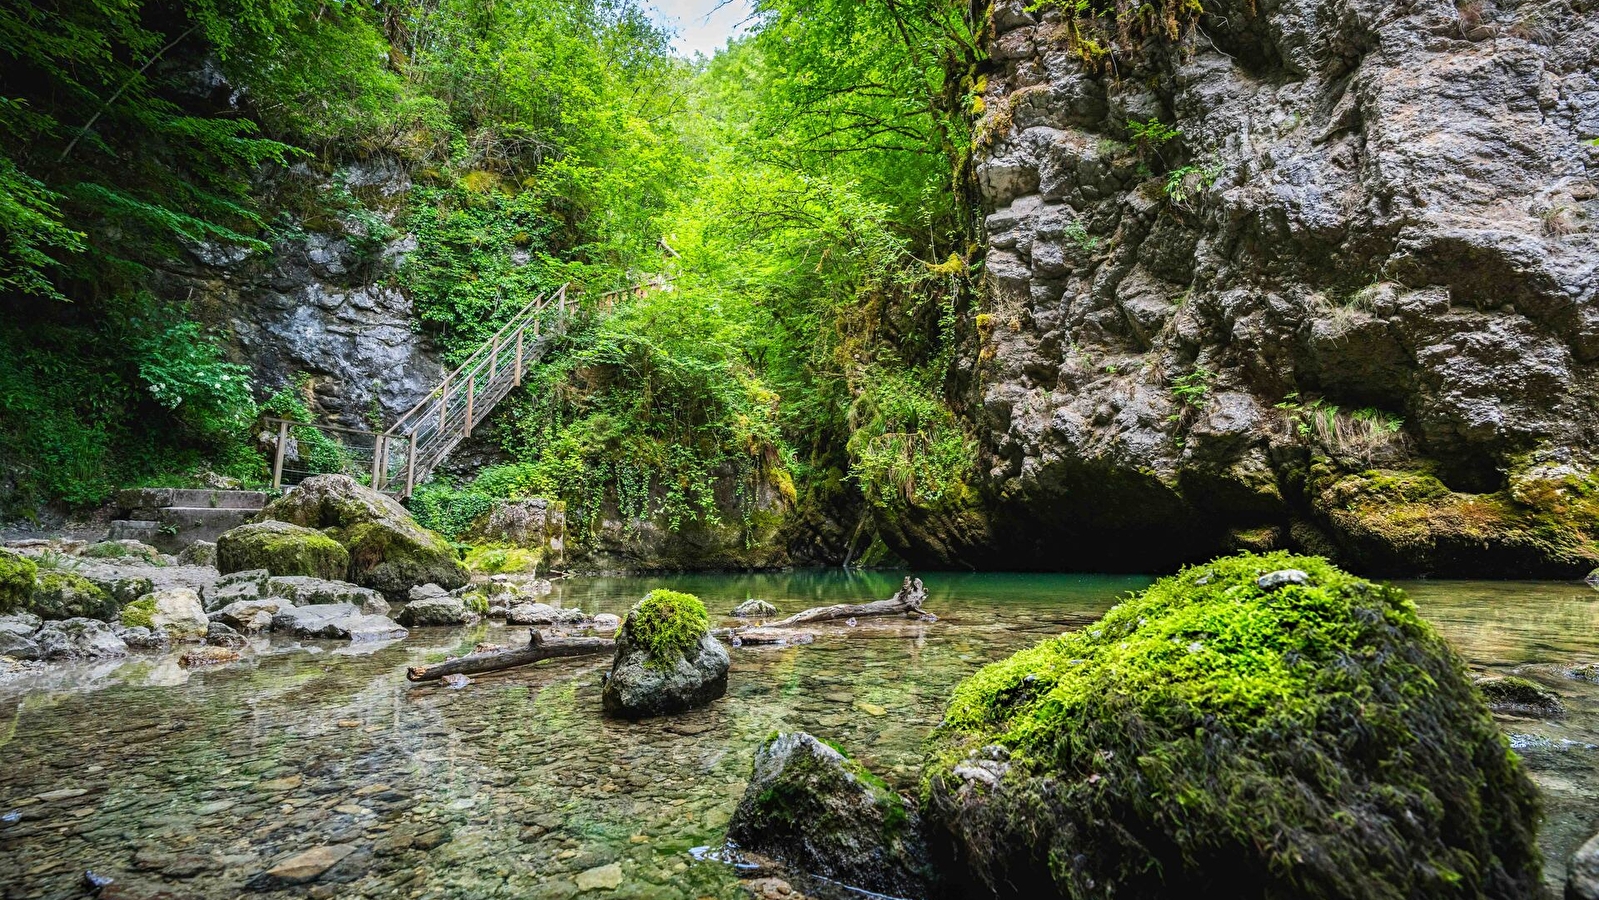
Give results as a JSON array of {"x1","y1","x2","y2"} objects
[
  {"x1": 267, "y1": 277, "x2": 671, "y2": 498},
  {"x1": 269, "y1": 284, "x2": 576, "y2": 498}
]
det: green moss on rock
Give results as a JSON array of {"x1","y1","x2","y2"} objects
[
  {"x1": 30, "y1": 571, "x2": 118, "y2": 621},
  {"x1": 921, "y1": 551, "x2": 1541, "y2": 899},
  {"x1": 215, "y1": 520, "x2": 350, "y2": 581},
  {"x1": 463, "y1": 544, "x2": 541, "y2": 575},
  {"x1": 626, "y1": 589, "x2": 709, "y2": 670},
  {"x1": 120, "y1": 596, "x2": 157, "y2": 630},
  {"x1": 0, "y1": 548, "x2": 38, "y2": 614}
]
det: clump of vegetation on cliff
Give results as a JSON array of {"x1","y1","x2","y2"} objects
[{"x1": 921, "y1": 551, "x2": 1542, "y2": 898}]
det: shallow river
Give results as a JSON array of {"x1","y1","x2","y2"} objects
[{"x1": 2, "y1": 572, "x2": 1597, "y2": 899}]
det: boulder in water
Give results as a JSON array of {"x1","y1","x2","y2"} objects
[
  {"x1": 120, "y1": 588, "x2": 208, "y2": 641},
  {"x1": 602, "y1": 590, "x2": 727, "y2": 718},
  {"x1": 210, "y1": 597, "x2": 287, "y2": 634},
  {"x1": 395, "y1": 596, "x2": 478, "y2": 627},
  {"x1": 271, "y1": 603, "x2": 407, "y2": 642},
  {"x1": 35, "y1": 618, "x2": 128, "y2": 659},
  {"x1": 920, "y1": 552, "x2": 1542, "y2": 899},
  {"x1": 1476, "y1": 674, "x2": 1565, "y2": 717},
  {"x1": 506, "y1": 602, "x2": 587, "y2": 627},
  {"x1": 216, "y1": 521, "x2": 349, "y2": 581},
  {"x1": 256, "y1": 474, "x2": 466, "y2": 595},
  {"x1": 728, "y1": 732, "x2": 932, "y2": 897},
  {"x1": 732, "y1": 599, "x2": 779, "y2": 618},
  {"x1": 0, "y1": 549, "x2": 38, "y2": 614},
  {"x1": 30, "y1": 571, "x2": 118, "y2": 621},
  {"x1": 267, "y1": 576, "x2": 388, "y2": 614}
]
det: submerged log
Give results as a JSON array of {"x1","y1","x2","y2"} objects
[{"x1": 406, "y1": 630, "x2": 613, "y2": 682}]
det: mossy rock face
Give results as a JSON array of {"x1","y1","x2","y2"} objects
[
  {"x1": 30, "y1": 571, "x2": 118, "y2": 621},
  {"x1": 216, "y1": 521, "x2": 350, "y2": 581},
  {"x1": 1313, "y1": 459, "x2": 1599, "y2": 577},
  {"x1": 0, "y1": 549, "x2": 38, "y2": 615},
  {"x1": 728, "y1": 732, "x2": 932, "y2": 898},
  {"x1": 259, "y1": 475, "x2": 466, "y2": 595},
  {"x1": 920, "y1": 552, "x2": 1542, "y2": 900},
  {"x1": 602, "y1": 590, "x2": 727, "y2": 718}
]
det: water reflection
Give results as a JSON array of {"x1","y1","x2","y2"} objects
[{"x1": 0, "y1": 572, "x2": 1593, "y2": 898}]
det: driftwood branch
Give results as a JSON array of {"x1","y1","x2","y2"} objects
[
  {"x1": 406, "y1": 630, "x2": 613, "y2": 682},
  {"x1": 717, "y1": 577, "x2": 930, "y2": 645}
]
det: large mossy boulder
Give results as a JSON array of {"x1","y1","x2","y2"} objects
[
  {"x1": 728, "y1": 732, "x2": 932, "y2": 897},
  {"x1": 30, "y1": 571, "x2": 118, "y2": 621},
  {"x1": 921, "y1": 552, "x2": 1542, "y2": 900},
  {"x1": 0, "y1": 549, "x2": 38, "y2": 614},
  {"x1": 259, "y1": 475, "x2": 466, "y2": 595},
  {"x1": 216, "y1": 521, "x2": 349, "y2": 581},
  {"x1": 602, "y1": 589, "x2": 728, "y2": 718}
]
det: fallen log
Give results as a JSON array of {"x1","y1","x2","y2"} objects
[
  {"x1": 406, "y1": 630, "x2": 613, "y2": 682},
  {"x1": 760, "y1": 576, "x2": 928, "y2": 629}
]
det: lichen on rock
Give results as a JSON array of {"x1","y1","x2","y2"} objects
[
  {"x1": 920, "y1": 551, "x2": 1542, "y2": 899},
  {"x1": 216, "y1": 520, "x2": 350, "y2": 581}
]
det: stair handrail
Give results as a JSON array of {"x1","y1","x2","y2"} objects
[{"x1": 384, "y1": 283, "x2": 569, "y2": 440}]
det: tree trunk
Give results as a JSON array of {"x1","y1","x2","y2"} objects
[{"x1": 406, "y1": 630, "x2": 613, "y2": 682}]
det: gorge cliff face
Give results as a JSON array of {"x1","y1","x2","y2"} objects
[{"x1": 943, "y1": 0, "x2": 1599, "y2": 575}]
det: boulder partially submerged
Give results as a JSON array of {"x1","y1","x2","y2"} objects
[
  {"x1": 921, "y1": 552, "x2": 1541, "y2": 899},
  {"x1": 728, "y1": 732, "x2": 932, "y2": 898},
  {"x1": 257, "y1": 475, "x2": 466, "y2": 595},
  {"x1": 602, "y1": 589, "x2": 727, "y2": 718}
]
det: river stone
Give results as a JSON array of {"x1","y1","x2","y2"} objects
[
  {"x1": 252, "y1": 844, "x2": 355, "y2": 888},
  {"x1": 506, "y1": 602, "x2": 587, "y2": 627},
  {"x1": 267, "y1": 576, "x2": 389, "y2": 614},
  {"x1": 396, "y1": 596, "x2": 478, "y2": 627},
  {"x1": 114, "y1": 624, "x2": 169, "y2": 651},
  {"x1": 216, "y1": 521, "x2": 350, "y2": 581},
  {"x1": 921, "y1": 553, "x2": 1542, "y2": 899},
  {"x1": 590, "y1": 613, "x2": 622, "y2": 633},
  {"x1": 204, "y1": 568, "x2": 269, "y2": 610},
  {"x1": 206, "y1": 621, "x2": 247, "y2": 648},
  {"x1": 0, "y1": 630, "x2": 40, "y2": 660},
  {"x1": 732, "y1": 599, "x2": 779, "y2": 618},
  {"x1": 728, "y1": 732, "x2": 932, "y2": 897},
  {"x1": 271, "y1": 603, "x2": 407, "y2": 641},
  {"x1": 143, "y1": 588, "x2": 210, "y2": 641},
  {"x1": 211, "y1": 597, "x2": 288, "y2": 634},
  {"x1": 1476, "y1": 675, "x2": 1565, "y2": 717},
  {"x1": 574, "y1": 863, "x2": 623, "y2": 892},
  {"x1": 1570, "y1": 831, "x2": 1599, "y2": 900},
  {"x1": 0, "y1": 549, "x2": 38, "y2": 614},
  {"x1": 409, "y1": 583, "x2": 448, "y2": 601},
  {"x1": 256, "y1": 474, "x2": 466, "y2": 595},
  {"x1": 177, "y1": 541, "x2": 218, "y2": 567},
  {"x1": 34, "y1": 618, "x2": 128, "y2": 659},
  {"x1": 30, "y1": 571, "x2": 118, "y2": 621},
  {"x1": 602, "y1": 630, "x2": 729, "y2": 719}
]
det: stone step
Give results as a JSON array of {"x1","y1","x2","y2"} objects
[{"x1": 116, "y1": 488, "x2": 270, "y2": 515}]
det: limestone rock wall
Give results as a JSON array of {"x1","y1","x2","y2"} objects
[{"x1": 960, "y1": 0, "x2": 1599, "y2": 575}]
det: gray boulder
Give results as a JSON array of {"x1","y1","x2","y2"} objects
[
  {"x1": 506, "y1": 603, "x2": 588, "y2": 627},
  {"x1": 732, "y1": 599, "x2": 779, "y2": 618},
  {"x1": 204, "y1": 569, "x2": 270, "y2": 611},
  {"x1": 0, "y1": 612, "x2": 40, "y2": 637},
  {"x1": 113, "y1": 625, "x2": 169, "y2": 651},
  {"x1": 178, "y1": 541, "x2": 218, "y2": 567},
  {"x1": 210, "y1": 597, "x2": 288, "y2": 634},
  {"x1": 395, "y1": 597, "x2": 478, "y2": 627},
  {"x1": 602, "y1": 630, "x2": 729, "y2": 719},
  {"x1": 727, "y1": 732, "x2": 931, "y2": 898},
  {"x1": 0, "y1": 630, "x2": 40, "y2": 660},
  {"x1": 35, "y1": 618, "x2": 129, "y2": 659},
  {"x1": 267, "y1": 576, "x2": 389, "y2": 614},
  {"x1": 206, "y1": 622, "x2": 247, "y2": 649},
  {"x1": 1570, "y1": 831, "x2": 1599, "y2": 900},
  {"x1": 409, "y1": 583, "x2": 448, "y2": 601},
  {"x1": 271, "y1": 604, "x2": 407, "y2": 642}
]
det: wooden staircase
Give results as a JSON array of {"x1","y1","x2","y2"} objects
[{"x1": 267, "y1": 284, "x2": 577, "y2": 498}]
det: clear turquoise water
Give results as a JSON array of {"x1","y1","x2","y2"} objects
[{"x1": 0, "y1": 571, "x2": 1595, "y2": 898}]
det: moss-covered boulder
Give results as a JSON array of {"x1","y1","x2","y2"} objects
[
  {"x1": 921, "y1": 552, "x2": 1541, "y2": 900},
  {"x1": 119, "y1": 588, "x2": 208, "y2": 641},
  {"x1": 30, "y1": 571, "x2": 118, "y2": 621},
  {"x1": 728, "y1": 732, "x2": 932, "y2": 897},
  {"x1": 0, "y1": 549, "x2": 38, "y2": 615},
  {"x1": 602, "y1": 589, "x2": 728, "y2": 718},
  {"x1": 258, "y1": 475, "x2": 466, "y2": 595},
  {"x1": 216, "y1": 521, "x2": 350, "y2": 581}
]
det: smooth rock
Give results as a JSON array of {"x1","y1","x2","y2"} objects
[
  {"x1": 575, "y1": 863, "x2": 623, "y2": 892},
  {"x1": 210, "y1": 597, "x2": 288, "y2": 634},
  {"x1": 732, "y1": 599, "x2": 779, "y2": 618},
  {"x1": 254, "y1": 844, "x2": 354, "y2": 887},
  {"x1": 506, "y1": 602, "x2": 587, "y2": 627},
  {"x1": 267, "y1": 576, "x2": 389, "y2": 614},
  {"x1": 395, "y1": 596, "x2": 478, "y2": 627}
]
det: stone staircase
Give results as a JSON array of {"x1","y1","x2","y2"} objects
[{"x1": 109, "y1": 488, "x2": 268, "y2": 553}]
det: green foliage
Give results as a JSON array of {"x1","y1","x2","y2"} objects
[
  {"x1": 1169, "y1": 366, "x2": 1213, "y2": 409},
  {"x1": 1032, "y1": 0, "x2": 1208, "y2": 68},
  {"x1": 625, "y1": 589, "x2": 710, "y2": 669},
  {"x1": 927, "y1": 551, "x2": 1542, "y2": 897},
  {"x1": 0, "y1": 548, "x2": 38, "y2": 615}
]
